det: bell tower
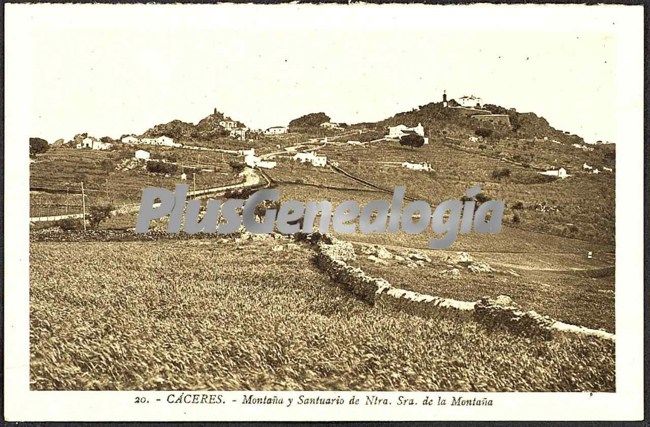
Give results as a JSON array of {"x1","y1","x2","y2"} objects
[{"x1": 443, "y1": 90, "x2": 448, "y2": 108}]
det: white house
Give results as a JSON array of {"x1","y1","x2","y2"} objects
[
  {"x1": 320, "y1": 122, "x2": 343, "y2": 130},
  {"x1": 582, "y1": 163, "x2": 593, "y2": 170},
  {"x1": 134, "y1": 149, "x2": 150, "y2": 160},
  {"x1": 181, "y1": 172, "x2": 187, "y2": 180},
  {"x1": 387, "y1": 123, "x2": 429, "y2": 144},
  {"x1": 457, "y1": 95, "x2": 482, "y2": 108},
  {"x1": 401, "y1": 161, "x2": 433, "y2": 172},
  {"x1": 239, "y1": 148, "x2": 255, "y2": 157},
  {"x1": 219, "y1": 120, "x2": 238, "y2": 131},
  {"x1": 244, "y1": 153, "x2": 276, "y2": 169},
  {"x1": 140, "y1": 136, "x2": 180, "y2": 147},
  {"x1": 603, "y1": 166, "x2": 613, "y2": 172},
  {"x1": 540, "y1": 167, "x2": 568, "y2": 179},
  {"x1": 388, "y1": 123, "x2": 424, "y2": 138},
  {"x1": 230, "y1": 128, "x2": 248, "y2": 141},
  {"x1": 592, "y1": 169, "x2": 600, "y2": 174},
  {"x1": 264, "y1": 126, "x2": 288, "y2": 135},
  {"x1": 121, "y1": 135, "x2": 140, "y2": 144},
  {"x1": 293, "y1": 152, "x2": 327, "y2": 167},
  {"x1": 77, "y1": 137, "x2": 112, "y2": 150}
]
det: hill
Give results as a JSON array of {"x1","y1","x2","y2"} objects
[
  {"x1": 374, "y1": 100, "x2": 587, "y2": 146},
  {"x1": 288, "y1": 112, "x2": 331, "y2": 130},
  {"x1": 141, "y1": 109, "x2": 247, "y2": 142}
]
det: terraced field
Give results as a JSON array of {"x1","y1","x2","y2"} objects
[{"x1": 30, "y1": 147, "x2": 241, "y2": 216}]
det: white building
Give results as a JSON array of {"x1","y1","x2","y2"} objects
[
  {"x1": 219, "y1": 120, "x2": 238, "y2": 131},
  {"x1": 582, "y1": 163, "x2": 593, "y2": 170},
  {"x1": 134, "y1": 149, "x2": 150, "y2": 160},
  {"x1": 572, "y1": 143, "x2": 594, "y2": 152},
  {"x1": 244, "y1": 153, "x2": 276, "y2": 169},
  {"x1": 388, "y1": 123, "x2": 425, "y2": 138},
  {"x1": 239, "y1": 148, "x2": 255, "y2": 157},
  {"x1": 401, "y1": 161, "x2": 433, "y2": 172},
  {"x1": 540, "y1": 167, "x2": 568, "y2": 179},
  {"x1": 293, "y1": 152, "x2": 327, "y2": 167},
  {"x1": 140, "y1": 136, "x2": 180, "y2": 147},
  {"x1": 77, "y1": 137, "x2": 112, "y2": 150},
  {"x1": 230, "y1": 128, "x2": 248, "y2": 141},
  {"x1": 457, "y1": 95, "x2": 482, "y2": 108},
  {"x1": 121, "y1": 135, "x2": 140, "y2": 144},
  {"x1": 264, "y1": 126, "x2": 288, "y2": 135},
  {"x1": 603, "y1": 166, "x2": 613, "y2": 172},
  {"x1": 320, "y1": 122, "x2": 343, "y2": 130},
  {"x1": 181, "y1": 172, "x2": 187, "y2": 180},
  {"x1": 386, "y1": 124, "x2": 429, "y2": 145}
]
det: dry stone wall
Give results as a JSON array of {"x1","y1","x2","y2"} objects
[{"x1": 312, "y1": 235, "x2": 615, "y2": 342}]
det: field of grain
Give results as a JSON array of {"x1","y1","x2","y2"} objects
[{"x1": 30, "y1": 237, "x2": 614, "y2": 391}]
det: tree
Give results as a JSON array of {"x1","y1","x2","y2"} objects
[
  {"x1": 229, "y1": 160, "x2": 245, "y2": 173},
  {"x1": 88, "y1": 204, "x2": 114, "y2": 229},
  {"x1": 399, "y1": 133, "x2": 425, "y2": 149},
  {"x1": 255, "y1": 200, "x2": 281, "y2": 221},
  {"x1": 146, "y1": 161, "x2": 178, "y2": 174},
  {"x1": 29, "y1": 137, "x2": 49, "y2": 156},
  {"x1": 475, "y1": 128, "x2": 493, "y2": 138}
]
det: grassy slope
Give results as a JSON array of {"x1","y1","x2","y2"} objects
[
  {"x1": 349, "y1": 244, "x2": 614, "y2": 332},
  {"x1": 317, "y1": 140, "x2": 615, "y2": 245},
  {"x1": 30, "y1": 147, "x2": 241, "y2": 216},
  {"x1": 31, "y1": 239, "x2": 614, "y2": 391}
]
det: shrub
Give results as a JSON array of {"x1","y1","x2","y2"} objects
[
  {"x1": 224, "y1": 187, "x2": 253, "y2": 199},
  {"x1": 88, "y1": 204, "x2": 114, "y2": 229},
  {"x1": 475, "y1": 192, "x2": 491, "y2": 204},
  {"x1": 491, "y1": 168, "x2": 511, "y2": 180},
  {"x1": 399, "y1": 133, "x2": 425, "y2": 149},
  {"x1": 512, "y1": 201, "x2": 525, "y2": 210},
  {"x1": 56, "y1": 218, "x2": 83, "y2": 231},
  {"x1": 146, "y1": 161, "x2": 178, "y2": 174},
  {"x1": 478, "y1": 144, "x2": 487, "y2": 150},
  {"x1": 475, "y1": 128, "x2": 493, "y2": 138},
  {"x1": 512, "y1": 213, "x2": 521, "y2": 224},
  {"x1": 30, "y1": 137, "x2": 49, "y2": 156},
  {"x1": 229, "y1": 160, "x2": 245, "y2": 173}
]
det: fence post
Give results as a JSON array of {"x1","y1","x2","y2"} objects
[{"x1": 81, "y1": 182, "x2": 87, "y2": 231}]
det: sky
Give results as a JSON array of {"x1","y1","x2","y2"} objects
[{"x1": 6, "y1": 4, "x2": 643, "y2": 144}]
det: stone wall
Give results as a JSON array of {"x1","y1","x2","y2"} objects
[{"x1": 312, "y1": 235, "x2": 615, "y2": 342}]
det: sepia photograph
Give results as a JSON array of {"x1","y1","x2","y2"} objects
[{"x1": 4, "y1": 2, "x2": 645, "y2": 422}]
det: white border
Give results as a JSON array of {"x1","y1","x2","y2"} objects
[{"x1": 4, "y1": 4, "x2": 644, "y2": 421}]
